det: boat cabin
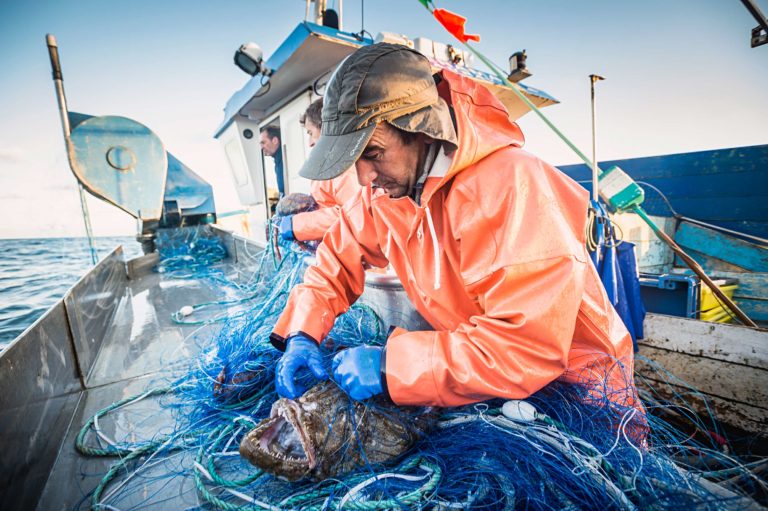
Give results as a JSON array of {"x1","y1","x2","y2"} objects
[{"x1": 214, "y1": 15, "x2": 556, "y2": 244}]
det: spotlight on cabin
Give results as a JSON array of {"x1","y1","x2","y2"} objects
[
  {"x1": 508, "y1": 50, "x2": 532, "y2": 83},
  {"x1": 234, "y1": 42, "x2": 272, "y2": 77}
]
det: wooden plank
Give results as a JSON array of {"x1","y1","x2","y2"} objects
[
  {"x1": 635, "y1": 241, "x2": 674, "y2": 268},
  {"x1": 636, "y1": 345, "x2": 768, "y2": 408},
  {"x1": 640, "y1": 313, "x2": 768, "y2": 369},
  {"x1": 675, "y1": 248, "x2": 749, "y2": 273},
  {"x1": 559, "y1": 145, "x2": 768, "y2": 180},
  {"x1": 710, "y1": 220, "x2": 768, "y2": 238},
  {"x1": 675, "y1": 222, "x2": 768, "y2": 272},
  {"x1": 667, "y1": 197, "x2": 768, "y2": 222},
  {"x1": 558, "y1": 145, "x2": 768, "y2": 240},
  {"x1": 739, "y1": 299, "x2": 768, "y2": 322},
  {"x1": 634, "y1": 368, "x2": 768, "y2": 436},
  {"x1": 641, "y1": 264, "x2": 672, "y2": 274},
  {"x1": 612, "y1": 212, "x2": 676, "y2": 238}
]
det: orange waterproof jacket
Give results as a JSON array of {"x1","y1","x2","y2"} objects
[
  {"x1": 271, "y1": 70, "x2": 635, "y2": 407},
  {"x1": 291, "y1": 168, "x2": 361, "y2": 242}
]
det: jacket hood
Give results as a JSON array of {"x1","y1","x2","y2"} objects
[{"x1": 422, "y1": 70, "x2": 526, "y2": 203}]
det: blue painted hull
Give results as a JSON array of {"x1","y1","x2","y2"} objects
[{"x1": 558, "y1": 144, "x2": 768, "y2": 239}]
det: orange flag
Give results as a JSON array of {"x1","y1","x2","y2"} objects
[{"x1": 432, "y1": 8, "x2": 480, "y2": 43}]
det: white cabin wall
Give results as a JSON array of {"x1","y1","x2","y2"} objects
[
  {"x1": 277, "y1": 91, "x2": 314, "y2": 195},
  {"x1": 219, "y1": 119, "x2": 269, "y2": 207},
  {"x1": 217, "y1": 120, "x2": 270, "y2": 243},
  {"x1": 217, "y1": 91, "x2": 326, "y2": 244}
]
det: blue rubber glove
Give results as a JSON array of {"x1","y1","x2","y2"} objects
[
  {"x1": 275, "y1": 335, "x2": 328, "y2": 399},
  {"x1": 331, "y1": 346, "x2": 384, "y2": 401},
  {"x1": 278, "y1": 215, "x2": 295, "y2": 241}
]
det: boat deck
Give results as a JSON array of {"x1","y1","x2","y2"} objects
[
  {"x1": 0, "y1": 227, "x2": 265, "y2": 510},
  {"x1": 39, "y1": 261, "x2": 242, "y2": 509},
  {"x1": 2, "y1": 227, "x2": 766, "y2": 510}
]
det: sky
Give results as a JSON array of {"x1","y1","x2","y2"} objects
[{"x1": 0, "y1": 0, "x2": 766, "y2": 239}]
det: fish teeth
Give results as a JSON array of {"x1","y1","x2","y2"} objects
[{"x1": 254, "y1": 436, "x2": 307, "y2": 464}]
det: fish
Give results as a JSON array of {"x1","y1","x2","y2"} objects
[
  {"x1": 275, "y1": 192, "x2": 318, "y2": 216},
  {"x1": 239, "y1": 380, "x2": 437, "y2": 481}
]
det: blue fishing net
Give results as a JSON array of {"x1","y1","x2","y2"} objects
[{"x1": 74, "y1": 226, "x2": 766, "y2": 510}]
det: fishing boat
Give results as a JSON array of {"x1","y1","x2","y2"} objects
[
  {"x1": 559, "y1": 147, "x2": 768, "y2": 437},
  {"x1": 0, "y1": 2, "x2": 765, "y2": 509}
]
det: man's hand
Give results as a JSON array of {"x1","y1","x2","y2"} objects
[
  {"x1": 277, "y1": 215, "x2": 295, "y2": 241},
  {"x1": 331, "y1": 346, "x2": 384, "y2": 401},
  {"x1": 275, "y1": 335, "x2": 328, "y2": 399}
]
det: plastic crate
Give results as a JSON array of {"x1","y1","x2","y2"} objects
[{"x1": 639, "y1": 273, "x2": 700, "y2": 318}]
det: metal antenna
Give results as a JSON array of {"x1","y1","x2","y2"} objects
[
  {"x1": 589, "y1": 74, "x2": 605, "y2": 202},
  {"x1": 46, "y1": 34, "x2": 98, "y2": 265}
]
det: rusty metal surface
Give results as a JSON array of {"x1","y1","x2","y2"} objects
[
  {"x1": 0, "y1": 301, "x2": 82, "y2": 511},
  {"x1": 64, "y1": 247, "x2": 128, "y2": 381}
]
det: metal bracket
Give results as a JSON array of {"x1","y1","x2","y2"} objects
[
  {"x1": 740, "y1": 0, "x2": 768, "y2": 47},
  {"x1": 751, "y1": 25, "x2": 768, "y2": 47}
]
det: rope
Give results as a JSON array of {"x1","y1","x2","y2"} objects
[
  {"x1": 338, "y1": 460, "x2": 442, "y2": 510},
  {"x1": 76, "y1": 386, "x2": 176, "y2": 457},
  {"x1": 77, "y1": 183, "x2": 99, "y2": 265}
]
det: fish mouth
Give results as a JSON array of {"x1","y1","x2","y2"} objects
[{"x1": 240, "y1": 399, "x2": 317, "y2": 477}]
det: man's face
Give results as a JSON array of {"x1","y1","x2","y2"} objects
[
  {"x1": 305, "y1": 120, "x2": 321, "y2": 148},
  {"x1": 260, "y1": 131, "x2": 279, "y2": 157},
  {"x1": 355, "y1": 123, "x2": 426, "y2": 199}
]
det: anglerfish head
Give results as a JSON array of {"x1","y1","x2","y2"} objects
[
  {"x1": 239, "y1": 396, "x2": 319, "y2": 481},
  {"x1": 240, "y1": 381, "x2": 437, "y2": 482}
]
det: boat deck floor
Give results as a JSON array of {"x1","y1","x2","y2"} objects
[{"x1": 37, "y1": 258, "x2": 249, "y2": 510}]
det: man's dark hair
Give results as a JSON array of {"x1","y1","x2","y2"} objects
[
  {"x1": 263, "y1": 126, "x2": 281, "y2": 141},
  {"x1": 300, "y1": 98, "x2": 323, "y2": 128},
  {"x1": 390, "y1": 124, "x2": 419, "y2": 146}
]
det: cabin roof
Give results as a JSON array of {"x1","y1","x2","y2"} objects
[{"x1": 215, "y1": 22, "x2": 558, "y2": 137}]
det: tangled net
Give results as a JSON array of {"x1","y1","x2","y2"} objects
[{"x1": 74, "y1": 225, "x2": 767, "y2": 510}]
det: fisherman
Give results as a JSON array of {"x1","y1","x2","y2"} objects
[
  {"x1": 276, "y1": 99, "x2": 362, "y2": 243},
  {"x1": 271, "y1": 43, "x2": 637, "y2": 409},
  {"x1": 259, "y1": 126, "x2": 285, "y2": 196}
]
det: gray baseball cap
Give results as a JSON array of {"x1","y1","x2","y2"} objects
[{"x1": 299, "y1": 43, "x2": 457, "y2": 181}]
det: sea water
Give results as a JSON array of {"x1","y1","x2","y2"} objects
[{"x1": 0, "y1": 237, "x2": 143, "y2": 350}]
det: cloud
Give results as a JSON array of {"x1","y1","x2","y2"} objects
[
  {"x1": 0, "y1": 146, "x2": 25, "y2": 163},
  {"x1": 43, "y1": 181, "x2": 78, "y2": 192}
]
